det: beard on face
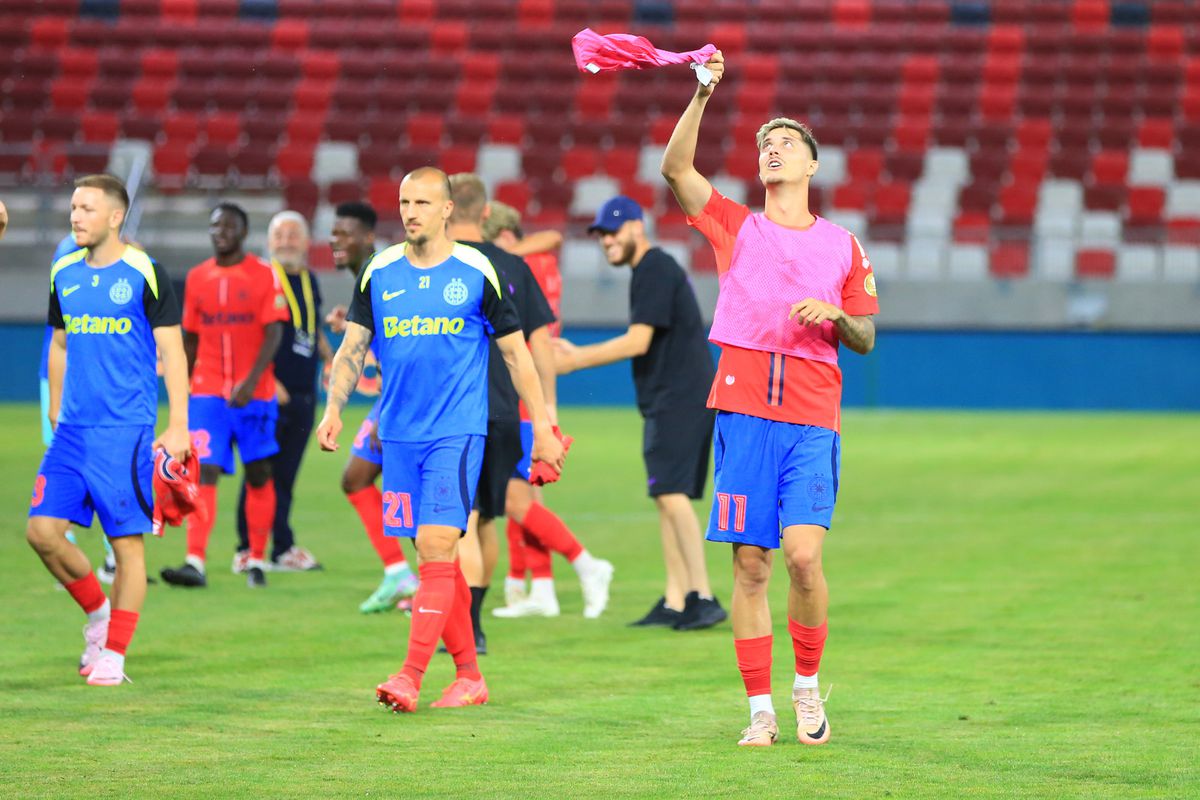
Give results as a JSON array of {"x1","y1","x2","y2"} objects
[{"x1": 406, "y1": 233, "x2": 428, "y2": 246}]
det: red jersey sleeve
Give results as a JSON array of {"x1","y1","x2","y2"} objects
[
  {"x1": 841, "y1": 234, "x2": 879, "y2": 317},
  {"x1": 687, "y1": 188, "x2": 752, "y2": 275},
  {"x1": 258, "y1": 264, "x2": 291, "y2": 326},
  {"x1": 181, "y1": 268, "x2": 200, "y2": 332}
]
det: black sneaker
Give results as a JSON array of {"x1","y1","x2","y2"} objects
[
  {"x1": 628, "y1": 597, "x2": 683, "y2": 627},
  {"x1": 674, "y1": 593, "x2": 728, "y2": 631},
  {"x1": 160, "y1": 563, "x2": 207, "y2": 588},
  {"x1": 246, "y1": 565, "x2": 267, "y2": 588}
]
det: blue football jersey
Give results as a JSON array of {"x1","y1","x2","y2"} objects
[
  {"x1": 47, "y1": 244, "x2": 181, "y2": 427},
  {"x1": 346, "y1": 242, "x2": 521, "y2": 443}
]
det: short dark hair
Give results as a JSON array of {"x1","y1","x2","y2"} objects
[
  {"x1": 448, "y1": 173, "x2": 488, "y2": 225},
  {"x1": 335, "y1": 201, "x2": 378, "y2": 231},
  {"x1": 211, "y1": 201, "x2": 249, "y2": 230},
  {"x1": 74, "y1": 174, "x2": 129, "y2": 210}
]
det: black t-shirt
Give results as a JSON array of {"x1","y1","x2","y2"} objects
[
  {"x1": 628, "y1": 247, "x2": 715, "y2": 416},
  {"x1": 273, "y1": 269, "x2": 323, "y2": 396},
  {"x1": 458, "y1": 241, "x2": 555, "y2": 422}
]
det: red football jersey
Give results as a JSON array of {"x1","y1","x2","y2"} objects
[{"x1": 182, "y1": 255, "x2": 290, "y2": 401}]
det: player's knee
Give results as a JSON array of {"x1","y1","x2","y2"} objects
[
  {"x1": 783, "y1": 547, "x2": 823, "y2": 589},
  {"x1": 341, "y1": 469, "x2": 367, "y2": 495},
  {"x1": 25, "y1": 520, "x2": 59, "y2": 555},
  {"x1": 732, "y1": 549, "x2": 771, "y2": 591}
]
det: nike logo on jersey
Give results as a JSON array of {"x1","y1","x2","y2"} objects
[
  {"x1": 62, "y1": 285, "x2": 80, "y2": 297},
  {"x1": 416, "y1": 607, "x2": 444, "y2": 614},
  {"x1": 382, "y1": 289, "x2": 406, "y2": 301}
]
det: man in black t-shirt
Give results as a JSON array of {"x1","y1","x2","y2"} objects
[
  {"x1": 448, "y1": 174, "x2": 614, "y2": 649},
  {"x1": 556, "y1": 196, "x2": 727, "y2": 632},
  {"x1": 234, "y1": 211, "x2": 326, "y2": 573}
]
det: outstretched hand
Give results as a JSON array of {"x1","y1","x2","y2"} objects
[{"x1": 696, "y1": 50, "x2": 725, "y2": 98}]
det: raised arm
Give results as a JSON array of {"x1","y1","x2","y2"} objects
[
  {"x1": 495, "y1": 330, "x2": 564, "y2": 471},
  {"x1": 315, "y1": 321, "x2": 373, "y2": 451},
  {"x1": 152, "y1": 325, "x2": 192, "y2": 458},
  {"x1": 661, "y1": 50, "x2": 725, "y2": 217},
  {"x1": 553, "y1": 324, "x2": 654, "y2": 374}
]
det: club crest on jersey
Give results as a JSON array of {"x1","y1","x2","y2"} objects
[
  {"x1": 109, "y1": 277, "x2": 134, "y2": 305},
  {"x1": 443, "y1": 277, "x2": 469, "y2": 306}
]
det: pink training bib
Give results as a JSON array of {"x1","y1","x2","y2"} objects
[{"x1": 708, "y1": 214, "x2": 857, "y2": 366}]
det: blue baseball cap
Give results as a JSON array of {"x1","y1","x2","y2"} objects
[{"x1": 588, "y1": 196, "x2": 644, "y2": 234}]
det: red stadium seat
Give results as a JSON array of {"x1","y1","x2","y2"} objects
[
  {"x1": 431, "y1": 22, "x2": 467, "y2": 55},
  {"x1": 1090, "y1": 151, "x2": 1129, "y2": 186},
  {"x1": 31, "y1": 17, "x2": 70, "y2": 49},
  {"x1": 996, "y1": 185, "x2": 1038, "y2": 226},
  {"x1": 1147, "y1": 26, "x2": 1185, "y2": 62},
  {"x1": 275, "y1": 142, "x2": 314, "y2": 180},
  {"x1": 272, "y1": 19, "x2": 309, "y2": 51},
  {"x1": 153, "y1": 142, "x2": 192, "y2": 188},
  {"x1": 284, "y1": 178, "x2": 320, "y2": 221},
  {"x1": 81, "y1": 111, "x2": 119, "y2": 143},
  {"x1": 60, "y1": 47, "x2": 99, "y2": 81},
  {"x1": 832, "y1": 182, "x2": 869, "y2": 211},
  {"x1": 286, "y1": 113, "x2": 325, "y2": 146},
  {"x1": 161, "y1": 0, "x2": 199, "y2": 22},
  {"x1": 162, "y1": 111, "x2": 200, "y2": 144},
  {"x1": 1083, "y1": 184, "x2": 1127, "y2": 212},
  {"x1": 1125, "y1": 187, "x2": 1166, "y2": 225},
  {"x1": 204, "y1": 112, "x2": 241, "y2": 146},
  {"x1": 38, "y1": 110, "x2": 79, "y2": 142},
  {"x1": 131, "y1": 77, "x2": 174, "y2": 113},
  {"x1": 300, "y1": 50, "x2": 340, "y2": 82},
  {"x1": 398, "y1": 0, "x2": 434, "y2": 24},
  {"x1": 494, "y1": 181, "x2": 532, "y2": 214},
  {"x1": 51, "y1": 78, "x2": 92, "y2": 112},
  {"x1": 1075, "y1": 249, "x2": 1116, "y2": 279},
  {"x1": 140, "y1": 48, "x2": 178, "y2": 80},
  {"x1": 870, "y1": 181, "x2": 911, "y2": 226},
  {"x1": 847, "y1": 149, "x2": 884, "y2": 183},
  {"x1": 954, "y1": 212, "x2": 991, "y2": 244},
  {"x1": 1071, "y1": 0, "x2": 1109, "y2": 32},
  {"x1": 406, "y1": 113, "x2": 443, "y2": 148},
  {"x1": 90, "y1": 79, "x2": 133, "y2": 111},
  {"x1": 231, "y1": 144, "x2": 274, "y2": 182},
  {"x1": 294, "y1": 80, "x2": 332, "y2": 114},
  {"x1": 487, "y1": 115, "x2": 525, "y2": 145},
  {"x1": 439, "y1": 145, "x2": 476, "y2": 175},
  {"x1": 120, "y1": 112, "x2": 162, "y2": 141},
  {"x1": 989, "y1": 242, "x2": 1029, "y2": 279}
]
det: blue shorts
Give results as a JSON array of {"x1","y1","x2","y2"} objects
[
  {"x1": 513, "y1": 420, "x2": 533, "y2": 480},
  {"x1": 29, "y1": 423, "x2": 155, "y2": 537},
  {"x1": 350, "y1": 401, "x2": 383, "y2": 466},
  {"x1": 381, "y1": 435, "x2": 485, "y2": 538},
  {"x1": 706, "y1": 412, "x2": 841, "y2": 549},
  {"x1": 189, "y1": 395, "x2": 279, "y2": 474}
]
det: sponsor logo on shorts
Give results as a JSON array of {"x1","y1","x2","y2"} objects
[
  {"x1": 62, "y1": 314, "x2": 133, "y2": 335},
  {"x1": 383, "y1": 315, "x2": 465, "y2": 338}
]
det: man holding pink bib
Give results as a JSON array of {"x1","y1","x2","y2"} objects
[{"x1": 661, "y1": 51, "x2": 879, "y2": 748}]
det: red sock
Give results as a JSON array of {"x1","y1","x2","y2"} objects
[
  {"x1": 186, "y1": 484, "x2": 217, "y2": 561},
  {"x1": 523, "y1": 527, "x2": 553, "y2": 579},
  {"x1": 522, "y1": 502, "x2": 583, "y2": 561},
  {"x1": 788, "y1": 618, "x2": 828, "y2": 677},
  {"x1": 349, "y1": 486, "x2": 407, "y2": 568},
  {"x1": 245, "y1": 481, "x2": 275, "y2": 561},
  {"x1": 734, "y1": 635, "x2": 773, "y2": 697},
  {"x1": 105, "y1": 609, "x2": 139, "y2": 655},
  {"x1": 505, "y1": 517, "x2": 526, "y2": 579},
  {"x1": 65, "y1": 574, "x2": 107, "y2": 615},
  {"x1": 401, "y1": 562, "x2": 457, "y2": 688},
  {"x1": 440, "y1": 564, "x2": 481, "y2": 680}
]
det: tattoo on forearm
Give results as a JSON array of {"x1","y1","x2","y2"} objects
[
  {"x1": 835, "y1": 316, "x2": 875, "y2": 354},
  {"x1": 328, "y1": 330, "x2": 369, "y2": 412}
]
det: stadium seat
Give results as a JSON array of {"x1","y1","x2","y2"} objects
[
  {"x1": 1115, "y1": 245, "x2": 1159, "y2": 282},
  {"x1": 989, "y1": 241, "x2": 1030, "y2": 279},
  {"x1": 1074, "y1": 248, "x2": 1116, "y2": 279},
  {"x1": 275, "y1": 142, "x2": 315, "y2": 181}
]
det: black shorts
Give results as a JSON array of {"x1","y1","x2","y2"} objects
[
  {"x1": 642, "y1": 407, "x2": 715, "y2": 499},
  {"x1": 474, "y1": 418, "x2": 523, "y2": 519}
]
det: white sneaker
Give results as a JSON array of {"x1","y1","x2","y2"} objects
[
  {"x1": 231, "y1": 550, "x2": 250, "y2": 575},
  {"x1": 271, "y1": 546, "x2": 322, "y2": 572},
  {"x1": 79, "y1": 618, "x2": 108, "y2": 676},
  {"x1": 579, "y1": 559, "x2": 614, "y2": 619},
  {"x1": 503, "y1": 577, "x2": 528, "y2": 608},
  {"x1": 493, "y1": 581, "x2": 560, "y2": 618},
  {"x1": 96, "y1": 557, "x2": 117, "y2": 585},
  {"x1": 85, "y1": 653, "x2": 131, "y2": 686}
]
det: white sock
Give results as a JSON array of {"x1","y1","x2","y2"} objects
[
  {"x1": 749, "y1": 694, "x2": 775, "y2": 719},
  {"x1": 185, "y1": 555, "x2": 206, "y2": 574},
  {"x1": 248, "y1": 558, "x2": 266, "y2": 570},
  {"x1": 87, "y1": 598, "x2": 111, "y2": 624},
  {"x1": 100, "y1": 648, "x2": 125, "y2": 671},
  {"x1": 384, "y1": 562, "x2": 411, "y2": 577},
  {"x1": 571, "y1": 550, "x2": 596, "y2": 575},
  {"x1": 530, "y1": 577, "x2": 555, "y2": 595},
  {"x1": 794, "y1": 672, "x2": 819, "y2": 691}
]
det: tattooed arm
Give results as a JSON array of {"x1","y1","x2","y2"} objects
[{"x1": 315, "y1": 321, "x2": 373, "y2": 451}]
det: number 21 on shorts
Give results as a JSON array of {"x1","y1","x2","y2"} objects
[
  {"x1": 383, "y1": 491, "x2": 413, "y2": 528},
  {"x1": 714, "y1": 492, "x2": 747, "y2": 533}
]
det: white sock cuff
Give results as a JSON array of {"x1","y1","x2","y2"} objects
[
  {"x1": 384, "y1": 562, "x2": 410, "y2": 576},
  {"x1": 793, "y1": 672, "x2": 819, "y2": 690},
  {"x1": 571, "y1": 550, "x2": 596, "y2": 573},
  {"x1": 87, "y1": 598, "x2": 111, "y2": 624},
  {"x1": 185, "y1": 555, "x2": 206, "y2": 574},
  {"x1": 748, "y1": 694, "x2": 775, "y2": 718}
]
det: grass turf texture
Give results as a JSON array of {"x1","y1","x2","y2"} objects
[{"x1": 0, "y1": 403, "x2": 1197, "y2": 799}]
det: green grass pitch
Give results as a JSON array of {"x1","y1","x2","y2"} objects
[{"x1": 0, "y1": 404, "x2": 1197, "y2": 799}]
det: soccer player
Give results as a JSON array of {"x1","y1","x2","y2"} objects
[
  {"x1": 27, "y1": 174, "x2": 190, "y2": 685},
  {"x1": 327, "y1": 201, "x2": 420, "y2": 613},
  {"x1": 160, "y1": 202, "x2": 290, "y2": 589},
  {"x1": 660, "y1": 51, "x2": 879, "y2": 746},
  {"x1": 316, "y1": 167, "x2": 563, "y2": 712},
  {"x1": 481, "y1": 200, "x2": 607, "y2": 618},
  {"x1": 449, "y1": 174, "x2": 613, "y2": 631},
  {"x1": 40, "y1": 234, "x2": 119, "y2": 585},
  {"x1": 232, "y1": 211, "x2": 325, "y2": 573},
  {"x1": 555, "y1": 195, "x2": 726, "y2": 632}
]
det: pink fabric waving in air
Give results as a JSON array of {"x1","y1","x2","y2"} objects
[{"x1": 572, "y1": 27, "x2": 717, "y2": 73}]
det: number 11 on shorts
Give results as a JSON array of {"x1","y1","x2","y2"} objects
[
  {"x1": 715, "y1": 492, "x2": 747, "y2": 533},
  {"x1": 383, "y1": 491, "x2": 413, "y2": 528}
]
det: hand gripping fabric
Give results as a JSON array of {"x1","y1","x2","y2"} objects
[
  {"x1": 152, "y1": 449, "x2": 205, "y2": 536},
  {"x1": 571, "y1": 28, "x2": 717, "y2": 74},
  {"x1": 529, "y1": 427, "x2": 574, "y2": 487}
]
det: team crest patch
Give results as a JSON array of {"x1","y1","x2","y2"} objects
[
  {"x1": 443, "y1": 277, "x2": 468, "y2": 306},
  {"x1": 864, "y1": 272, "x2": 877, "y2": 297},
  {"x1": 109, "y1": 278, "x2": 134, "y2": 305},
  {"x1": 808, "y1": 476, "x2": 832, "y2": 504}
]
